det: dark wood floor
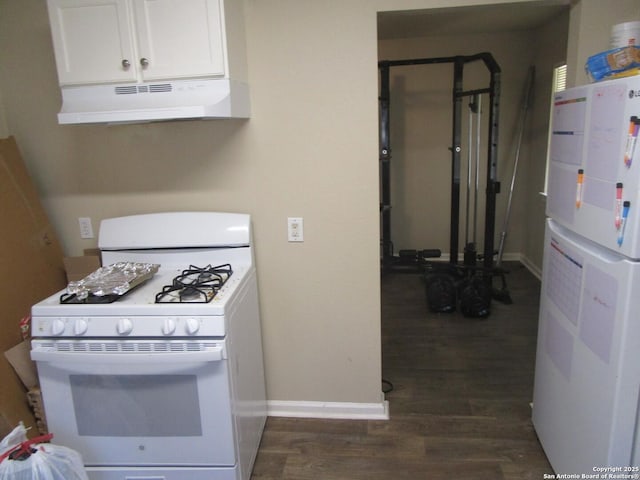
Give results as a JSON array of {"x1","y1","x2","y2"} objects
[{"x1": 251, "y1": 262, "x2": 552, "y2": 479}]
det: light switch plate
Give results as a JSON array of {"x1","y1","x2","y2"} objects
[
  {"x1": 287, "y1": 217, "x2": 304, "y2": 242},
  {"x1": 78, "y1": 217, "x2": 94, "y2": 239}
]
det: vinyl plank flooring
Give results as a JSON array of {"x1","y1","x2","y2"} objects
[
  {"x1": 251, "y1": 262, "x2": 552, "y2": 479},
  {"x1": 281, "y1": 455, "x2": 506, "y2": 480}
]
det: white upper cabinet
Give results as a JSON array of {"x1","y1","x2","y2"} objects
[
  {"x1": 47, "y1": 0, "x2": 137, "y2": 84},
  {"x1": 47, "y1": 0, "x2": 228, "y2": 86},
  {"x1": 132, "y1": 0, "x2": 225, "y2": 81}
]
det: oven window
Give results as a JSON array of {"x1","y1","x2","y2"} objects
[{"x1": 70, "y1": 375, "x2": 203, "y2": 437}]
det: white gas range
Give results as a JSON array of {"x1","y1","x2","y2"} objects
[{"x1": 30, "y1": 212, "x2": 267, "y2": 480}]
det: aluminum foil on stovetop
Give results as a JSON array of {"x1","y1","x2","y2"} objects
[{"x1": 64, "y1": 262, "x2": 160, "y2": 302}]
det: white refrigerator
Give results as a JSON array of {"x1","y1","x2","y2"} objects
[{"x1": 532, "y1": 75, "x2": 640, "y2": 474}]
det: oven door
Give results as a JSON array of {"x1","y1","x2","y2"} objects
[{"x1": 31, "y1": 339, "x2": 236, "y2": 467}]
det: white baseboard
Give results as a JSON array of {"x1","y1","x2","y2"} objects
[
  {"x1": 500, "y1": 252, "x2": 522, "y2": 262},
  {"x1": 518, "y1": 254, "x2": 542, "y2": 280},
  {"x1": 267, "y1": 400, "x2": 389, "y2": 420},
  {"x1": 436, "y1": 252, "x2": 543, "y2": 277}
]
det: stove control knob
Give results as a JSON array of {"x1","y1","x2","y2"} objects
[
  {"x1": 51, "y1": 319, "x2": 66, "y2": 336},
  {"x1": 185, "y1": 318, "x2": 200, "y2": 335},
  {"x1": 74, "y1": 318, "x2": 89, "y2": 336},
  {"x1": 117, "y1": 318, "x2": 133, "y2": 336},
  {"x1": 162, "y1": 318, "x2": 176, "y2": 336}
]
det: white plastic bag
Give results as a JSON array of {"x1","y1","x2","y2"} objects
[
  {"x1": 0, "y1": 423, "x2": 88, "y2": 480},
  {"x1": 0, "y1": 424, "x2": 27, "y2": 452}
]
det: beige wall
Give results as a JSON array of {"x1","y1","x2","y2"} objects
[
  {"x1": 0, "y1": 89, "x2": 7, "y2": 138},
  {"x1": 0, "y1": 0, "x2": 384, "y2": 406},
  {"x1": 0, "y1": 0, "x2": 628, "y2": 408},
  {"x1": 523, "y1": 11, "x2": 570, "y2": 275}
]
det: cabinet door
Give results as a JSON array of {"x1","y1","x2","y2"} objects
[
  {"x1": 132, "y1": 0, "x2": 225, "y2": 81},
  {"x1": 47, "y1": 0, "x2": 137, "y2": 85}
]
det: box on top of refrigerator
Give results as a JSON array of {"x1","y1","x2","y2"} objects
[{"x1": 547, "y1": 75, "x2": 640, "y2": 259}]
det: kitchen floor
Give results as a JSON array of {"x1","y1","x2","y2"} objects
[{"x1": 251, "y1": 262, "x2": 553, "y2": 479}]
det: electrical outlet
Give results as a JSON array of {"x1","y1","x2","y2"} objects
[
  {"x1": 287, "y1": 217, "x2": 304, "y2": 242},
  {"x1": 78, "y1": 217, "x2": 94, "y2": 239}
]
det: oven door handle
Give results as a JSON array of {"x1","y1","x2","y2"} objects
[{"x1": 31, "y1": 348, "x2": 224, "y2": 366}]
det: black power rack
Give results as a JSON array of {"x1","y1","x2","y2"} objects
[{"x1": 379, "y1": 52, "x2": 508, "y2": 317}]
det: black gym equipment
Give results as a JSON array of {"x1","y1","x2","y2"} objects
[{"x1": 378, "y1": 53, "x2": 501, "y2": 318}]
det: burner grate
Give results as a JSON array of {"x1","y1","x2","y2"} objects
[
  {"x1": 60, "y1": 293, "x2": 122, "y2": 304},
  {"x1": 59, "y1": 282, "x2": 144, "y2": 304},
  {"x1": 155, "y1": 264, "x2": 233, "y2": 303}
]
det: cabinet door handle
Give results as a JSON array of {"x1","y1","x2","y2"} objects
[
  {"x1": 140, "y1": 57, "x2": 149, "y2": 68},
  {"x1": 121, "y1": 59, "x2": 131, "y2": 70}
]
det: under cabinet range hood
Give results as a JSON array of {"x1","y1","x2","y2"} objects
[{"x1": 56, "y1": 78, "x2": 250, "y2": 125}]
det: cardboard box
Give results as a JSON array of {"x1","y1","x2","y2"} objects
[
  {"x1": 64, "y1": 254, "x2": 101, "y2": 282},
  {"x1": 27, "y1": 388, "x2": 48, "y2": 435},
  {"x1": 4, "y1": 340, "x2": 38, "y2": 390},
  {"x1": 0, "y1": 136, "x2": 66, "y2": 438}
]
